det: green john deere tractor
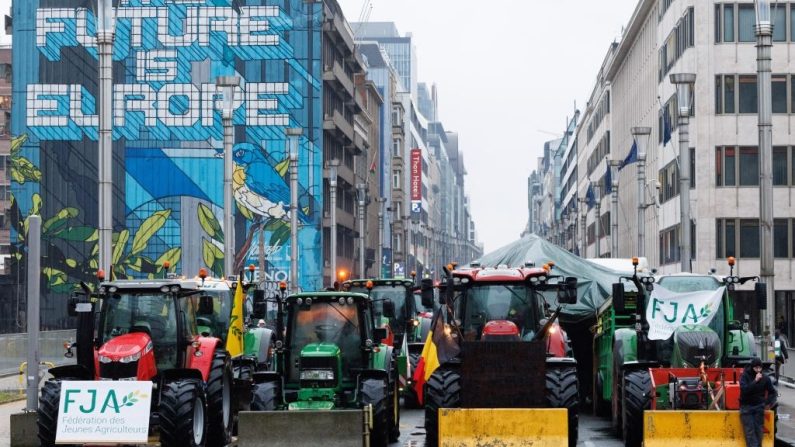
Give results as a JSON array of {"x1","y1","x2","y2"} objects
[
  {"x1": 244, "y1": 291, "x2": 400, "y2": 447},
  {"x1": 592, "y1": 258, "x2": 763, "y2": 447}
]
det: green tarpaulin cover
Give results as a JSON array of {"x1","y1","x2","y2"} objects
[{"x1": 475, "y1": 234, "x2": 624, "y2": 323}]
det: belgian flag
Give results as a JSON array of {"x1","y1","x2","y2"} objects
[{"x1": 412, "y1": 307, "x2": 460, "y2": 405}]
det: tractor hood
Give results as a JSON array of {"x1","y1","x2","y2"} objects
[
  {"x1": 98, "y1": 332, "x2": 153, "y2": 362},
  {"x1": 300, "y1": 342, "x2": 341, "y2": 358},
  {"x1": 671, "y1": 325, "x2": 721, "y2": 367}
]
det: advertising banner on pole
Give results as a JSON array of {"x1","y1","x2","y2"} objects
[
  {"x1": 410, "y1": 148, "x2": 422, "y2": 216},
  {"x1": 56, "y1": 381, "x2": 153, "y2": 444},
  {"x1": 646, "y1": 285, "x2": 725, "y2": 340}
]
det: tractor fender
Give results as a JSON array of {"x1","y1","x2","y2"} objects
[
  {"x1": 48, "y1": 364, "x2": 92, "y2": 380},
  {"x1": 356, "y1": 368, "x2": 389, "y2": 383},
  {"x1": 252, "y1": 371, "x2": 281, "y2": 384},
  {"x1": 545, "y1": 357, "x2": 577, "y2": 368},
  {"x1": 186, "y1": 336, "x2": 221, "y2": 381},
  {"x1": 613, "y1": 328, "x2": 638, "y2": 367},
  {"x1": 161, "y1": 368, "x2": 204, "y2": 383},
  {"x1": 371, "y1": 345, "x2": 394, "y2": 372}
]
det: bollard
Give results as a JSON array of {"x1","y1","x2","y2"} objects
[{"x1": 26, "y1": 215, "x2": 41, "y2": 412}]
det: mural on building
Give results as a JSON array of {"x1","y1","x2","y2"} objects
[{"x1": 11, "y1": 0, "x2": 323, "y2": 325}]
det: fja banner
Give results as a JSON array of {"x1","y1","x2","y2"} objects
[{"x1": 646, "y1": 284, "x2": 725, "y2": 340}]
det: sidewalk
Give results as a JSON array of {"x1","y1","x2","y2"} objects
[{"x1": 777, "y1": 380, "x2": 795, "y2": 446}]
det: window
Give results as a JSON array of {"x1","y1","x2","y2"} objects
[
  {"x1": 717, "y1": 218, "x2": 764, "y2": 258},
  {"x1": 740, "y1": 219, "x2": 760, "y2": 257},
  {"x1": 715, "y1": 146, "x2": 738, "y2": 186},
  {"x1": 791, "y1": 3, "x2": 795, "y2": 42},
  {"x1": 659, "y1": 224, "x2": 680, "y2": 265},
  {"x1": 773, "y1": 75, "x2": 788, "y2": 113},
  {"x1": 774, "y1": 146, "x2": 788, "y2": 185},
  {"x1": 774, "y1": 3, "x2": 787, "y2": 42},
  {"x1": 775, "y1": 219, "x2": 789, "y2": 258},
  {"x1": 738, "y1": 4, "x2": 756, "y2": 42},
  {"x1": 658, "y1": 159, "x2": 679, "y2": 204},
  {"x1": 724, "y1": 4, "x2": 735, "y2": 42},
  {"x1": 392, "y1": 171, "x2": 401, "y2": 189},
  {"x1": 726, "y1": 219, "x2": 736, "y2": 257},
  {"x1": 738, "y1": 75, "x2": 758, "y2": 113},
  {"x1": 690, "y1": 147, "x2": 696, "y2": 188},
  {"x1": 725, "y1": 75, "x2": 736, "y2": 113},
  {"x1": 659, "y1": 8, "x2": 695, "y2": 80},
  {"x1": 739, "y1": 146, "x2": 759, "y2": 186}
]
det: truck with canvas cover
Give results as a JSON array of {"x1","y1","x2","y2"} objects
[
  {"x1": 343, "y1": 276, "x2": 434, "y2": 407},
  {"x1": 242, "y1": 290, "x2": 400, "y2": 447},
  {"x1": 593, "y1": 257, "x2": 766, "y2": 447},
  {"x1": 38, "y1": 278, "x2": 235, "y2": 447},
  {"x1": 420, "y1": 263, "x2": 580, "y2": 447}
]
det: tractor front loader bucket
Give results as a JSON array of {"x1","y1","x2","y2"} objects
[
  {"x1": 438, "y1": 408, "x2": 569, "y2": 447},
  {"x1": 643, "y1": 410, "x2": 774, "y2": 447},
  {"x1": 238, "y1": 409, "x2": 370, "y2": 447}
]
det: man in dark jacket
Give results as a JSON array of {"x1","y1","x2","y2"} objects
[{"x1": 740, "y1": 357, "x2": 777, "y2": 447}]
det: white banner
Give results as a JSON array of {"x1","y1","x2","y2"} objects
[
  {"x1": 646, "y1": 284, "x2": 725, "y2": 340},
  {"x1": 56, "y1": 380, "x2": 152, "y2": 444}
]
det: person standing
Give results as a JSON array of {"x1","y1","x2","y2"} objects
[
  {"x1": 740, "y1": 357, "x2": 777, "y2": 447},
  {"x1": 775, "y1": 329, "x2": 789, "y2": 382}
]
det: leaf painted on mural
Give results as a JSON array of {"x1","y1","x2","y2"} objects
[
  {"x1": 264, "y1": 218, "x2": 287, "y2": 232},
  {"x1": 65, "y1": 259, "x2": 77, "y2": 268},
  {"x1": 202, "y1": 239, "x2": 220, "y2": 271},
  {"x1": 54, "y1": 226, "x2": 97, "y2": 242},
  {"x1": 197, "y1": 203, "x2": 223, "y2": 243},
  {"x1": 155, "y1": 247, "x2": 182, "y2": 271},
  {"x1": 42, "y1": 268, "x2": 67, "y2": 286},
  {"x1": 212, "y1": 259, "x2": 225, "y2": 278},
  {"x1": 11, "y1": 156, "x2": 42, "y2": 184},
  {"x1": 113, "y1": 264, "x2": 128, "y2": 280},
  {"x1": 275, "y1": 159, "x2": 290, "y2": 178},
  {"x1": 237, "y1": 200, "x2": 254, "y2": 221},
  {"x1": 91, "y1": 242, "x2": 99, "y2": 257},
  {"x1": 270, "y1": 224, "x2": 291, "y2": 248},
  {"x1": 126, "y1": 256, "x2": 156, "y2": 274},
  {"x1": 10, "y1": 134, "x2": 28, "y2": 156},
  {"x1": 131, "y1": 210, "x2": 171, "y2": 255},
  {"x1": 112, "y1": 230, "x2": 130, "y2": 266},
  {"x1": 29, "y1": 194, "x2": 42, "y2": 216},
  {"x1": 42, "y1": 208, "x2": 79, "y2": 235}
]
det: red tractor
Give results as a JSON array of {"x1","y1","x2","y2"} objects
[{"x1": 37, "y1": 278, "x2": 234, "y2": 447}]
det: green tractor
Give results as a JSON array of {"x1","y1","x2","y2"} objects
[
  {"x1": 342, "y1": 277, "x2": 434, "y2": 407},
  {"x1": 593, "y1": 257, "x2": 763, "y2": 447},
  {"x1": 245, "y1": 291, "x2": 400, "y2": 446}
]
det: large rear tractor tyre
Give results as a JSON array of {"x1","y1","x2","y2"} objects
[
  {"x1": 250, "y1": 381, "x2": 280, "y2": 411},
  {"x1": 159, "y1": 380, "x2": 207, "y2": 447},
  {"x1": 622, "y1": 370, "x2": 651, "y2": 447},
  {"x1": 206, "y1": 350, "x2": 233, "y2": 447},
  {"x1": 359, "y1": 378, "x2": 389, "y2": 447},
  {"x1": 424, "y1": 368, "x2": 461, "y2": 447},
  {"x1": 546, "y1": 366, "x2": 579, "y2": 447},
  {"x1": 403, "y1": 352, "x2": 422, "y2": 409},
  {"x1": 38, "y1": 379, "x2": 78, "y2": 447}
]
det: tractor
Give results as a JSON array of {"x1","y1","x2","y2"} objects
[
  {"x1": 38, "y1": 278, "x2": 235, "y2": 447},
  {"x1": 342, "y1": 276, "x2": 433, "y2": 407},
  {"x1": 421, "y1": 263, "x2": 580, "y2": 447},
  {"x1": 593, "y1": 257, "x2": 765, "y2": 447},
  {"x1": 245, "y1": 290, "x2": 400, "y2": 447}
]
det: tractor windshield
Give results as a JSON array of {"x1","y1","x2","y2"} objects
[
  {"x1": 100, "y1": 293, "x2": 180, "y2": 370},
  {"x1": 349, "y1": 285, "x2": 410, "y2": 334},
  {"x1": 287, "y1": 300, "x2": 363, "y2": 382},
  {"x1": 461, "y1": 284, "x2": 542, "y2": 341},
  {"x1": 195, "y1": 289, "x2": 232, "y2": 341}
]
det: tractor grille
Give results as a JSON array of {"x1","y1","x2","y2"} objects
[
  {"x1": 299, "y1": 357, "x2": 338, "y2": 388},
  {"x1": 99, "y1": 361, "x2": 139, "y2": 380}
]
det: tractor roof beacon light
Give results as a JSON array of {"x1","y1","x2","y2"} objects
[
  {"x1": 248, "y1": 263, "x2": 256, "y2": 283},
  {"x1": 198, "y1": 267, "x2": 208, "y2": 285},
  {"x1": 279, "y1": 281, "x2": 287, "y2": 291},
  {"x1": 97, "y1": 269, "x2": 106, "y2": 282}
]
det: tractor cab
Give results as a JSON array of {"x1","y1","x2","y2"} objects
[{"x1": 343, "y1": 279, "x2": 415, "y2": 342}]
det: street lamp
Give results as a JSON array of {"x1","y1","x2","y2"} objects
[
  {"x1": 670, "y1": 73, "x2": 696, "y2": 273},
  {"x1": 593, "y1": 182, "x2": 601, "y2": 258},
  {"x1": 376, "y1": 197, "x2": 386, "y2": 279},
  {"x1": 356, "y1": 183, "x2": 366, "y2": 278},
  {"x1": 97, "y1": 0, "x2": 116, "y2": 275},
  {"x1": 631, "y1": 126, "x2": 652, "y2": 258},
  {"x1": 327, "y1": 160, "x2": 339, "y2": 287},
  {"x1": 287, "y1": 127, "x2": 302, "y2": 292},
  {"x1": 755, "y1": 0, "x2": 775, "y2": 359},
  {"x1": 216, "y1": 75, "x2": 240, "y2": 277}
]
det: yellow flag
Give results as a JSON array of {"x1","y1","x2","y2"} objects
[{"x1": 225, "y1": 279, "x2": 244, "y2": 356}]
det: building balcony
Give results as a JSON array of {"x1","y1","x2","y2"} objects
[
  {"x1": 323, "y1": 207, "x2": 355, "y2": 232},
  {"x1": 392, "y1": 154, "x2": 404, "y2": 169},
  {"x1": 323, "y1": 59, "x2": 354, "y2": 98},
  {"x1": 353, "y1": 133, "x2": 368, "y2": 154},
  {"x1": 323, "y1": 109, "x2": 354, "y2": 144},
  {"x1": 392, "y1": 122, "x2": 404, "y2": 135},
  {"x1": 323, "y1": 14, "x2": 355, "y2": 56}
]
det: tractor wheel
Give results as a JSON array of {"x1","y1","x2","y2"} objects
[
  {"x1": 388, "y1": 361, "x2": 401, "y2": 443},
  {"x1": 250, "y1": 381, "x2": 280, "y2": 411},
  {"x1": 359, "y1": 378, "x2": 389, "y2": 447},
  {"x1": 159, "y1": 379, "x2": 207, "y2": 447},
  {"x1": 622, "y1": 370, "x2": 651, "y2": 447},
  {"x1": 38, "y1": 379, "x2": 78, "y2": 447},
  {"x1": 424, "y1": 368, "x2": 461, "y2": 447},
  {"x1": 403, "y1": 352, "x2": 422, "y2": 409},
  {"x1": 546, "y1": 366, "x2": 579, "y2": 447},
  {"x1": 205, "y1": 350, "x2": 233, "y2": 447},
  {"x1": 611, "y1": 366, "x2": 623, "y2": 436},
  {"x1": 593, "y1": 372, "x2": 610, "y2": 417}
]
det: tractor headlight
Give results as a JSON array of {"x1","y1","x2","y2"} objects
[
  {"x1": 347, "y1": 297, "x2": 354, "y2": 304},
  {"x1": 160, "y1": 285, "x2": 170, "y2": 293},
  {"x1": 119, "y1": 351, "x2": 143, "y2": 363},
  {"x1": 108, "y1": 286, "x2": 118, "y2": 293},
  {"x1": 98, "y1": 355, "x2": 112, "y2": 363},
  {"x1": 99, "y1": 287, "x2": 107, "y2": 294},
  {"x1": 529, "y1": 276, "x2": 539, "y2": 284},
  {"x1": 170, "y1": 285, "x2": 180, "y2": 293},
  {"x1": 300, "y1": 369, "x2": 335, "y2": 381},
  {"x1": 339, "y1": 297, "x2": 346, "y2": 305}
]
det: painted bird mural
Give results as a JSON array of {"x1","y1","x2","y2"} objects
[{"x1": 232, "y1": 142, "x2": 311, "y2": 224}]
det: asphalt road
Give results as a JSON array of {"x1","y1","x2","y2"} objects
[{"x1": 395, "y1": 407, "x2": 624, "y2": 447}]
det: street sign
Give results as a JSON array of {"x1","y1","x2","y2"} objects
[{"x1": 56, "y1": 381, "x2": 152, "y2": 444}]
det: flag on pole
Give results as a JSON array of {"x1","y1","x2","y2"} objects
[
  {"x1": 226, "y1": 274, "x2": 245, "y2": 356},
  {"x1": 618, "y1": 140, "x2": 638, "y2": 171},
  {"x1": 412, "y1": 307, "x2": 460, "y2": 405},
  {"x1": 585, "y1": 183, "x2": 596, "y2": 209},
  {"x1": 605, "y1": 164, "x2": 613, "y2": 194},
  {"x1": 663, "y1": 108, "x2": 672, "y2": 146}
]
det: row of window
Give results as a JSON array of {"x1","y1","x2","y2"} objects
[
  {"x1": 715, "y1": 74, "x2": 795, "y2": 115},
  {"x1": 586, "y1": 211, "x2": 611, "y2": 244},
  {"x1": 659, "y1": 7, "x2": 695, "y2": 82},
  {"x1": 716, "y1": 218, "x2": 795, "y2": 259},
  {"x1": 657, "y1": 93, "x2": 694, "y2": 144},
  {"x1": 587, "y1": 92, "x2": 610, "y2": 144},
  {"x1": 715, "y1": 3, "x2": 791, "y2": 44},
  {"x1": 658, "y1": 148, "x2": 696, "y2": 204},
  {"x1": 587, "y1": 131, "x2": 611, "y2": 176},
  {"x1": 715, "y1": 145, "x2": 795, "y2": 187},
  {"x1": 659, "y1": 221, "x2": 697, "y2": 265},
  {"x1": 658, "y1": 0, "x2": 675, "y2": 22}
]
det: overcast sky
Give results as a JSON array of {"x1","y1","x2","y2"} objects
[{"x1": 337, "y1": 0, "x2": 640, "y2": 254}]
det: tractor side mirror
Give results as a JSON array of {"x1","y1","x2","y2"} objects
[
  {"x1": 420, "y1": 280, "x2": 435, "y2": 308},
  {"x1": 251, "y1": 289, "x2": 267, "y2": 319},
  {"x1": 373, "y1": 327, "x2": 388, "y2": 342},
  {"x1": 557, "y1": 277, "x2": 578, "y2": 304},
  {"x1": 382, "y1": 299, "x2": 396, "y2": 319},
  {"x1": 755, "y1": 282, "x2": 767, "y2": 310},
  {"x1": 198, "y1": 295, "x2": 214, "y2": 315},
  {"x1": 612, "y1": 283, "x2": 626, "y2": 314}
]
